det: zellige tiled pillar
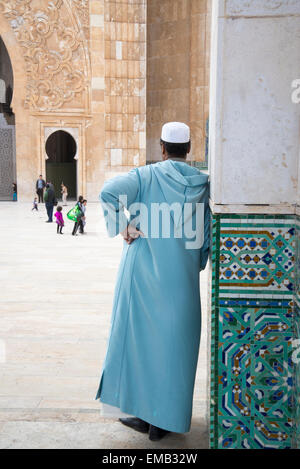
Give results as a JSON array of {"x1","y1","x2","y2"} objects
[{"x1": 208, "y1": 0, "x2": 300, "y2": 449}]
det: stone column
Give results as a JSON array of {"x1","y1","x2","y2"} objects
[
  {"x1": 209, "y1": 0, "x2": 300, "y2": 449},
  {"x1": 86, "y1": 0, "x2": 106, "y2": 200},
  {"x1": 104, "y1": 0, "x2": 147, "y2": 171}
]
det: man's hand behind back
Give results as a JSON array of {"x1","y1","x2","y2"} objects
[{"x1": 121, "y1": 224, "x2": 144, "y2": 245}]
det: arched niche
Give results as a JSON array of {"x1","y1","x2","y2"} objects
[
  {"x1": 44, "y1": 127, "x2": 79, "y2": 160},
  {"x1": 44, "y1": 128, "x2": 79, "y2": 199}
]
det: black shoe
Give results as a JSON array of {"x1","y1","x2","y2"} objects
[
  {"x1": 149, "y1": 425, "x2": 170, "y2": 441},
  {"x1": 119, "y1": 417, "x2": 150, "y2": 434}
]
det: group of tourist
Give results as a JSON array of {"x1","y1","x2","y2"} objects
[
  {"x1": 35, "y1": 175, "x2": 68, "y2": 206},
  {"x1": 33, "y1": 175, "x2": 87, "y2": 236}
]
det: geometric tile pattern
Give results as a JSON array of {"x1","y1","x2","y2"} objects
[
  {"x1": 0, "y1": 114, "x2": 16, "y2": 201},
  {"x1": 293, "y1": 215, "x2": 300, "y2": 448},
  {"x1": 210, "y1": 214, "x2": 297, "y2": 449},
  {"x1": 219, "y1": 216, "x2": 295, "y2": 297}
]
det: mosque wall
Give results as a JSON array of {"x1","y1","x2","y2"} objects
[
  {"x1": 146, "y1": 0, "x2": 211, "y2": 164},
  {"x1": 0, "y1": 0, "x2": 92, "y2": 201},
  {"x1": 2, "y1": 0, "x2": 300, "y2": 451},
  {"x1": 0, "y1": 0, "x2": 147, "y2": 202},
  {"x1": 103, "y1": 0, "x2": 147, "y2": 171},
  {"x1": 0, "y1": 0, "x2": 210, "y2": 202}
]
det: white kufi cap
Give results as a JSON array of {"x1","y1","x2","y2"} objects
[{"x1": 161, "y1": 122, "x2": 190, "y2": 144}]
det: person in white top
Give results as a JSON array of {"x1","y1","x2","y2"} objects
[{"x1": 61, "y1": 183, "x2": 68, "y2": 206}]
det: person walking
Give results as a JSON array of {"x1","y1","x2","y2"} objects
[
  {"x1": 44, "y1": 183, "x2": 56, "y2": 223},
  {"x1": 54, "y1": 206, "x2": 64, "y2": 234},
  {"x1": 36, "y1": 175, "x2": 46, "y2": 203},
  {"x1": 32, "y1": 197, "x2": 38, "y2": 211},
  {"x1": 72, "y1": 196, "x2": 84, "y2": 235},
  {"x1": 81, "y1": 199, "x2": 87, "y2": 233},
  {"x1": 95, "y1": 122, "x2": 210, "y2": 441},
  {"x1": 61, "y1": 183, "x2": 68, "y2": 206},
  {"x1": 12, "y1": 182, "x2": 17, "y2": 201}
]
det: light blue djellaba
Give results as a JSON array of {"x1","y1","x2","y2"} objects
[{"x1": 95, "y1": 159, "x2": 210, "y2": 433}]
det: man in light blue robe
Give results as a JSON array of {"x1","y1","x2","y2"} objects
[{"x1": 95, "y1": 122, "x2": 210, "y2": 441}]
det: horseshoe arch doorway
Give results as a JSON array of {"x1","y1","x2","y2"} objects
[{"x1": 45, "y1": 130, "x2": 77, "y2": 200}]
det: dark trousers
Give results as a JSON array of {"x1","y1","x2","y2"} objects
[
  {"x1": 45, "y1": 202, "x2": 54, "y2": 222},
  {"x1": 37, "y1": 188, "x2": 44, "y2": 203},
  {"x1": 57, "y1": 224, "x2": 63, "y2": 233},
  {"x1": 72, "y1": 220, "x2": 84, "y2": 235}
]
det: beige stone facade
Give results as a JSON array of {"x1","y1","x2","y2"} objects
[
  {"x1": 0, "y1": 0, "x2": 210, "y2": 202},
  {"x1": 147, "y1": 0, "x2": 211, "y2": 162}
]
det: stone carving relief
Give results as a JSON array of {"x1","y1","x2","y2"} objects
[
  {"x1": 0, "y1": 0, "x2": 90, "y2": 112},
  {"x1": 71, "y1": 0, "x2": 89, "y2": 38}
]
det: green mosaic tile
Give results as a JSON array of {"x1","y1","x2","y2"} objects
[
  {"x1": 293, "y1": 214, "x2": 300, "y2": 447},
  {"x1": 210, "y1": 214, "x2": 298, "y2": 449}
]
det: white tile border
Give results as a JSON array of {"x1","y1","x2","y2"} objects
[
  {"x1": 210, "y1": 201, "x2": 298, "y2": 215},
  {"x1": 218, "y1": 292, "x2": 294, "y2": 299}
]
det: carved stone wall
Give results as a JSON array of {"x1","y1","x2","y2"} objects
[
  {"x1": 0, "y1": 0, "x2": 90, "y2": 112},
  {"x1": 72, "y1": 0, "x2": 90, "y2": 39},
  {"x1": 0, "y1": 0, "x2": 91, "y2": 201}
]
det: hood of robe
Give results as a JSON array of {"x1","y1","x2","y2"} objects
[
  {"x1": 151, "y1": 159, "x2": 209, "y2": 229},
  {"x1": 152, "y1": 159, "x2": 209, "y2": 204}
]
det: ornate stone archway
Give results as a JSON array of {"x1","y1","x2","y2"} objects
[
  {"x1": 43, "y1": 125, "x2": 81, "y2": 197},
  {"x1": 45, "y1": 128, "x2": 78, "y2": 198}
]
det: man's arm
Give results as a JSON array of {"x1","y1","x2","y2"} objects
[{"x1": 100, "y1": 168, "x2": 140, "y2": 238}]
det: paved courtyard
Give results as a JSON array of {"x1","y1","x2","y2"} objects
[{"x1": 0, "y1": 201, "x2": 209, "y2": 449}]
